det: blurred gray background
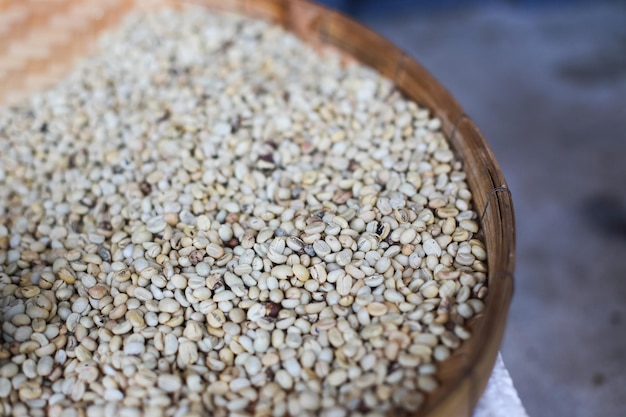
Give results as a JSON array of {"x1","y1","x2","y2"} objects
[{"x1": 318, "y1": 1, "x2": 626, "y2": 417}]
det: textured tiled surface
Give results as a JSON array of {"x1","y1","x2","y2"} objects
[
  {"x1": 365, "y1": 4, "x2": 626, "y2": 417},
  {"x1": 0, "y1": 0, "x2": 133, "y2": 105}
]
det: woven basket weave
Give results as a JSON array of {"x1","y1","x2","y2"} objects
[{"x1": 0, "y1": 1, "x2": 516, "y2": 416}]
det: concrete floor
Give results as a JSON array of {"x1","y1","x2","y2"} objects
[{"x1": 364, "y1": 3, "x2": 626, "y2": 417}]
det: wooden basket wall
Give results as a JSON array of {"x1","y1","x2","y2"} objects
[{"x1": 0, "y1": 1, "x2": 516, "y2": 416}]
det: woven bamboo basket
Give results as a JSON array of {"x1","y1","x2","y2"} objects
[{"x1": 0, "y1": 0, "x2": 516, "y2": 416}]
